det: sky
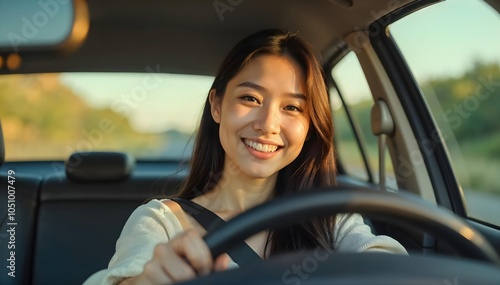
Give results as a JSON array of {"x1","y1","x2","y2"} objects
[
  {"x1": 60, "y1": 73, "x2": 213, "y2": 133},
  {"x1": 390, "y1": 0, "x2": 500, "y2": 81},
  {"x1": 60, "y1": 0, "x2": 500, "y2": 134}
]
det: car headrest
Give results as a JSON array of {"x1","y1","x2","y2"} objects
[
  {"x1": 0, "y1": 121, "x2": 5, "y2": 167},
  {"x1": 65, "y1": 152, "x2": 135, "y2": 182}
]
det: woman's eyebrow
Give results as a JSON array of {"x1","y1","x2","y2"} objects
[
  {"x1": 236, "y1": 81, "x2": 306, "y2": 100},
  {"x1": 236, "y1": 81, "x2": 266, "y2": 92}
]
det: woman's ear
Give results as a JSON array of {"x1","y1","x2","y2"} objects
[{"x1": 209, "y1": 89, "x2": 221, "y2": 124}]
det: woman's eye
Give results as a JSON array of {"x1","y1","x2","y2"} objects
[
  {"x1": 284, "y1": 105, "x2": 302, "y2": 112},
  {"x1": 241, "y1": 95, "x2": 259, "y2": 103}
]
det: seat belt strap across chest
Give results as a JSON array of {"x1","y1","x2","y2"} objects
[{"x1": 170, "y1": 197, "x2": 262, "y2": 267}]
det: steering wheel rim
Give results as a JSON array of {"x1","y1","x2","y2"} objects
[
  {"x1": 179, "y1": 252, "x2": 500, "y2": 285},
  {"x1": 203, "y1": 187, "x2": 500, "y2": 264}
]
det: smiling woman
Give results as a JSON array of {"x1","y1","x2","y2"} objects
[
  {"x1": 83, "y1": 29, "x2": 406, "y2": 285},
  {"x1": 3, "y1": 1, "x2": 500, "y2": 284}
]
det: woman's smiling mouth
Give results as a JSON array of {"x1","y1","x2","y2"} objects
[
  {"x1": 243, "y1": 139, "x2": 280, "y2": 152},
  {"x1": 242, "y1": 138, "x2": 283, "y2": 159}
]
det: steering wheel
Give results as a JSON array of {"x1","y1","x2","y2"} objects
[{"x1": 179, "y1": 188, "x2": 500, "y2": 284}]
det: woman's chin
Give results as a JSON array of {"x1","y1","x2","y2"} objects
[{"x1": 240, "y1": 167, "x2": 279, "y2": 181}]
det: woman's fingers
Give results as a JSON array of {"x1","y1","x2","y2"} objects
[
  {"x1": 140, "y1": 258, "x2": 173, "y2": 285},
  {"x1": 214, "y1": 253, "x2": 230, "y2": 272},
  {"x1": 168, "y1": 229, "x2": 213, "y2": 277},
  {"x1": 137, "y1": 229, "x2": 226, "y2": 285},
  {"x1": 153, "y1": 241, "x2": 197, "y2": 282}
]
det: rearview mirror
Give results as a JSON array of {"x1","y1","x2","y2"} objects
[{"x1": 0, "y1": 0, "x2": 89, "y2": 56}]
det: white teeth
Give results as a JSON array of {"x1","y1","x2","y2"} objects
[{"x1": 244, "y1": 139, "x2": 279, "y2": 153}]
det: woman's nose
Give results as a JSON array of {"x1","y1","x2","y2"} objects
[{"x1": 253, "y1": 105, "x2": 280, "y2": 134}]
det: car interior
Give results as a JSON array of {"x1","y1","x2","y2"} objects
[{"x1": 1, "y1": 0, "x2": 500, "y2": 284}]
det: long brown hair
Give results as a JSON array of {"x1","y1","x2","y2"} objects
[{"x1": 176, "y1": 29, "x2": 336, "y2": 256}]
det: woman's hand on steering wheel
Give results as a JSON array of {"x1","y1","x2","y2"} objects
[{"x1": 125, "y1": 229, "x2": 229, "y2": 285}]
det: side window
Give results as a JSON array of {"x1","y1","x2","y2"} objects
[
  {"x1": 391, "y1": 0, "x2": 500, "y2": 225},
  {"x1": 331, "y1": 52, "x2": 397, "y2": 189},
  {"x1": 330, "y1": 86, "x2": 368, "y2": 181}
]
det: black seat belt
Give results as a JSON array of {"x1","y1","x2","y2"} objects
[{"x1": 170, "y1": 198, "x2": 262, "y2": 267}]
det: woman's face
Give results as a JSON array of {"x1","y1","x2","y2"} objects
[{"x1": 210, "y1": 54, "x2": 310, "y2": 180}]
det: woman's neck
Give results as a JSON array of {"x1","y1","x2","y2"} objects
[{"x1": 193, "y1": 161, "x2": 277, "y2": 215}]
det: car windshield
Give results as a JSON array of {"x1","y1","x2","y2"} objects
[{"x1": 1, "y1": 72, "x2": 214, "y2": 161}]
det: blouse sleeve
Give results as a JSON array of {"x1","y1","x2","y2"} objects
[
  {"x1": 82, "y1": 199, "x2": 184, "y2": 285},
  {"x1": 333, "y1": 213, "x2": 408, "y2": 254}
]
